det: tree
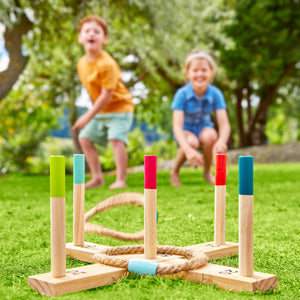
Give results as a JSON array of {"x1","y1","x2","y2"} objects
[
  {"x1": 214, "y1": 0, "x2": 300, "y2": 147},
  {"x1": 4, "y1": 0, "x2": 299, "y2": 173},
  {"x1": 1, "y1": 0, "x2": 231, "y2": 172},
  {"x1": 0, "y1": 0, "x2": 33, "y2": 100}
]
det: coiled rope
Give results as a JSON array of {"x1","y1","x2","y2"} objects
[
  {"x1": 84, "y1": 192, "x2": 144, "y2": 241},
  {"x1": 93, "y1": 245, "x2": 207, "y2": 275}
]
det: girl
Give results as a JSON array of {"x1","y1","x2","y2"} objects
[{"x1": 170, "y1": 51, "x2": 230, "y2": 187}]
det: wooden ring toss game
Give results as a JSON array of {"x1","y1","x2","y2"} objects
[{"x1": 28, "y1": 154, "x2": 277, "y2": 296}]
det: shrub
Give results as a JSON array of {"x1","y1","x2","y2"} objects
[
  {"x1": 0, "y1": 97, "x2": 58, "y2": 174},
  {"x1": 2, "y1": 126, "x2": 177, "y2": 175}
]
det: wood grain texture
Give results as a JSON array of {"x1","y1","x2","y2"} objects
[
  {"x1": 214, "y1": 185, "x2": 226, "y2": 245},
  {"x1": 73, "y1": 183, "x2": 85, "y2": 246},
  {"x1": 239, "y1": 195, "x2": 253, "y2": 277},
  {"x1": 51, "y1": 197, "x2": 66, "y2": 278},
  {"x1": 144, "y1": 189, "x2": 157, "y2": 259}
]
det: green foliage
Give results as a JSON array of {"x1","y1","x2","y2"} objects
[
  {"x1": 27, "y1": 155, "x2": 73, "y2": 175},
  {"x1": 266, "y1": 107, "x2": 299, "y2": 144},
  {"x1": 0, "y1": 164, "x2": 299, "y2": 298},
  {"x1": 99, "y1": 128, "x2": 147, "y2": 172},
  {"x1": 127, "y1": 127, "x2": 147, "y2": 167},
  {"x1": 14, "y1": 129, "x2": 177, "y2": 175},
  {"x1": 95, "y1": 128, "x2": 177, "y2": 172},
  {"x1": 147, "y1": 139, "x2": 177, "y2": 161},
  {"x1": 26, "y1": 137, "x2": 74, "y2": 175},
  {"x1": 0, "y1": 92, "x2": 58, "y2": 174},
  {"x1": 212, "y1": 0, "x2": 300, "y2": 146},
  {"x1": 219, "y1": 0, "x2": 300, "y2": 85},
  {"x1": 1, "y1": 0, "x2": 300, "y2": 173}
]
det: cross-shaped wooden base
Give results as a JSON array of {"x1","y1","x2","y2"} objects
[{"x1": 28, "y1": 241, "x2": 277, "y2": 296}]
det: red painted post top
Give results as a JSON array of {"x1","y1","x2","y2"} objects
[
  {"x1": 215, "y1": 154, "x2": 226, "y2": 186},
  {"x1": 144, "y1": 155, "x2": 157, "y2": 189}
]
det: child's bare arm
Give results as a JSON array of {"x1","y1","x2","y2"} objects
[
  {"x1": 173, "y1": 110, "x2": 204, "y2": 167},
  {"x1": 213, "y1": 109, "x2": 231, "y2": 153},
  {"x1": 72, "y1": 89, "x2": 113, "y2": 130}
]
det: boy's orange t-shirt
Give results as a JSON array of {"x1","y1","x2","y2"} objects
[{"x1": 77, "y1": 50, "x2": 134, "y2": 114}]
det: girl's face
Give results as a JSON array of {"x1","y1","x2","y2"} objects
[
  {"x1": 78, "y1": 21, "x2": 107, "y2": 55},
  {"x1": 186, "y1": 58, "x2": 214, "y2": 94}
]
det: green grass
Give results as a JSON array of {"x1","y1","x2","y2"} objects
[{"x1": 0, "y1": 163, "x2": 299, "y2": 299}]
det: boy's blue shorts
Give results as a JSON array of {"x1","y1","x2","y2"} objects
[{"x1": 78, "y1": 113, "x2": 133, "y2": 146}]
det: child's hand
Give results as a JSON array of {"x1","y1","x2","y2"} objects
[
  {"x1": 213, "y1": 140, "x2": 228, "y2": 154},
  {"x1": 185, "y1": 148, "x2": 204, "y2": 167},
  {"x1": 72, "y1": 113, "x2": 91, "y2": 131}
]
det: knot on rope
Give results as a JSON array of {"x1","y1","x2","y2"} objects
[
  {"x1": 92, "y1": 245, "x2": 207, "y2": 275},
  {"x1": 84, "y1": 192, "x2": 144, "y2": 241}
]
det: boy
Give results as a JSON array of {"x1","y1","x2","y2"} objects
[{"x1": 72, "y1": 16, "x2": 134, "y2": 190}]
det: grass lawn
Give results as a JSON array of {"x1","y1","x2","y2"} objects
[{"x1": 0, "y1": 163, "x2": 299, "y2": 299}]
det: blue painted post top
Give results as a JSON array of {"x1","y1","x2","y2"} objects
[
  {"x1": 128, "y1": 258, "x2": 159, "y2": 276},
  {"x1": 74, "y1": 154, "x2": 85, "y2": 184},
  {"x1": 239, "y1": 156, "x2": 253, "y2": 195}
]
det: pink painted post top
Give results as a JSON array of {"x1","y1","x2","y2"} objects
[
  {"x1": 144, "y1": 155, "x2": 157, "y2": 189},
  {"x1": 215, "y1": 154, "x2": 226, "y2": 186}
]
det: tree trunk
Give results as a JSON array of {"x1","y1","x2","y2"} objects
[
  {"x1": 68, "y1": 103, "x2": 83, "y2": 154},
  {"x1": 235, "y1": 87, "x2": 246, "y2": 147},
  {"x1": 0, "y1": 12, "x2": 33, "y2": 101},
  {"x1": 238, "y1": 62, "x2": 295, "y2": 147},
  {"x1": 247, "y1": 62, "x2": 295, "y2": 144}
]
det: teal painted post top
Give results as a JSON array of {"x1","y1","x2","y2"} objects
[
  {"x1": 74, "y1": 154, "x2": 85, "y2": 184},
  {"x1": 239, "y1": 156, "x2": 253, "y2": 195},
  {"x1": 50, "y1": 156, "x2": 65, "y2": 197}
]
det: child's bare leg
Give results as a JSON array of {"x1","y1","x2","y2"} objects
[
  {"x1": 170, "y1": 148, "x2": 186, "y2": 188},
  {"x1": 108, "y1": 139, "x2": 127, "y2": 190},
  {"x1": 199, "y1": 127, "x2": 218, "y2": 185},
  {"x1": 79, "y1": 138, "x2": 105, "y2": 189},
  {"x1": 170, "y1": 131, "x2": 199, "y2": 188}
]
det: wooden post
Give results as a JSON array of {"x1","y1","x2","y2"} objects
[
  {"x1": 50, "y1": 156, "x2": 66, "y2": 278},
  {"x1": 239, "y1": 156, "x2": 254, "y2": 277},
  {"x1": 144, "y1": 155, "x2": 157, "y2": 259},
  {"x1": 214, "y1": 154, "x2": 226, "y2": 246},
  {"x1": 73, "y1": 154, "x2": 85, "y2": 247}
]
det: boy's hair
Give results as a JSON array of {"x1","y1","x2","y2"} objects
[
  {"x1": 184, "y1": 50, "x2": 216, "y2": 74},
  {"x1": 78, "y1": 15, "x2": 108, "y2": 36}
]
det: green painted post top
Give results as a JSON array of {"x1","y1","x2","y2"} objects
[{"x1": 50, "y1": 156, "x2": 65, "y2": 197}]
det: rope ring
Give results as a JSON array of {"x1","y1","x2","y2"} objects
[
  {"x1": 84, "y1": 192, "x2": 144, "y2": 241},
  {"x1": 92, "y1": 245, "x2": 207, "y2": 275}
]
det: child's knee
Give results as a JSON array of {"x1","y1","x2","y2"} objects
[
  {"x1": 79, "y1": 137, "x2": 92, "y2": 147},
  {"x1": 186, "y1": 136, "x2": 199, "y2": 149},
  {"x1": 109, "y1": 139, "x2": 126, "y2": 148},
  {"x1": 200, "y1": 128, "x2": 218, "y2": 145}
]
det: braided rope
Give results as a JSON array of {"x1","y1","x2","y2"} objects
[
  {"x1": 92, "y1": 245, "x2": 207, "y2": 275},
  {"x1": 84, "y1": 192, "x2": 144, "y2": 241}
]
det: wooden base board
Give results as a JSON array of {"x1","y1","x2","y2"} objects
[
  {"x1": 184, "y1": 241, "x2": 239, "y2": 260},
  {"x1": 185, "y1": 263, "x2": 277, "y2": 292},
  {"x1": 28, "y1": 263, "x2": 127, "y2": 297},
  {"x1": 66, "y1": 241, "x2": 239, "y2": 263},
  {"x1": 28, "y1": 251, "x2": 277, "y2": 296},
  {"x1": 28, "y1": 253, "x2": 181, "y2": 296}
]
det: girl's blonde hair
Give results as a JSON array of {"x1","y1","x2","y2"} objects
[{"x1": 184, "y1": 51, "x2": 216, "y2": 76}]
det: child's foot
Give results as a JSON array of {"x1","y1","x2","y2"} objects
[
  {"x1": 85, "y1": 178, "x2": 105, "y2": 189},
  {"x1": 170, "y1": 171, "x2": 182, "y2": 189},
  {"x1": 204, "y1": 172, "x2": 215, "y2": 185},
  {"x1": 108, "y1": 181, "x2": 127, "y2": 190}
]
